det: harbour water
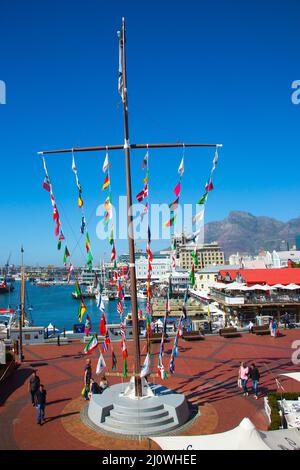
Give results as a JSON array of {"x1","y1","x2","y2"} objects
[{"x1": 0, "y1": 282, "x2": 145, "y2": 331}]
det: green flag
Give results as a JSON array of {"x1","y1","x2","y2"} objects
[
  {"x1": 198, "y1": 193, "x2": 208, "y2": 205},
  {"x1": 109, "y1": 226, "x2": 114, "y2": 245},
  {"x1": 191, "y1": 250, "x2": 198, "y2": 267},
  {"x1": 87, "y1": 251, "x2": 93, "y2": 272},
  {"x1": 189, "y1": 263, "x2": 195, "y2": 287},
  {"x1": 123, "y1": 358, "x2": 127, "y2": 378},
  {"x1": 112, "y1": 352, "x2": 117, "y2": 371}
]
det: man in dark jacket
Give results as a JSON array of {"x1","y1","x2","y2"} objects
[
  {"x1": 28, "y1": 371, "x2": 40, "y2": 406},
  {"x1": 36, "y1": 384, "x2": 47, "y2": 425},
  {"x1": 250, "y1": 363, "x2": 260, "y2": 399}
]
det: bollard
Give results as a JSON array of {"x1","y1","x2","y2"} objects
[
  {"x1": 63, "y1": 328, "x2": 66, "y2": 338},
  {"x1": 57, "y1": 335, "x2": 60, "y2": 346}
]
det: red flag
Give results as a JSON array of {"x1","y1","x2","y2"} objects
[
  {"x1": 99, "y1": 312, "x2": 107, "y2": 336},
  {"x1": 117, "y1": 301, "x2": 123, "y2": 316},
  {"x1": 136, "y1": 189, "x2": 145, "y2": 202},
  {"x1": 174, "y1": 182, "x2": 181, "y2": 198},
  {"x1": 43, "y1": 177, "x2": 51, "y2": 192},
  {"x1": 205, "y1": 179, "x2": 214, "y2": 192}
]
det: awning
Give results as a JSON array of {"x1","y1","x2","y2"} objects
[
  {"x1": 246, "y1": 284, "x2": 275, "y2": 291},
  {"x1": 151, "y1": 418, "x2": 270, "y2": 450},
  {"x1": 280, "y1": 372, "x2": 300, "y2": 383},
  {"x1": 151, "y1": 417, "x2": 300, "y2": 450}
]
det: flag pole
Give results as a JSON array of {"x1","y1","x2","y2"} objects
[
  {"x1": 38, "y1": 142, "x2": 222, "y2": 155},
  {"x1": 121, "y1": 17, "x2": 142, "y2": 397}
]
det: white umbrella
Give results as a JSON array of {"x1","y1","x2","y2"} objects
[
  {"x1": 247, "y1": 284, "x2": 274, "y2": 291},
  {"x1": 151, "y1": 418, "x2": 270, "y2": 450}
]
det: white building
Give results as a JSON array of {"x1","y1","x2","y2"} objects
[
  {"x1": 135, "y1": 257, "x2": 171, "y2": 280},
  {"x1": 272, "y1": 250, "x2": 300, "y2": 268}
]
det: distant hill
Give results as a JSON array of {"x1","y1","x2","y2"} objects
[{"x1": 204, "y1": 211, "x2": 300, "y2": 256}]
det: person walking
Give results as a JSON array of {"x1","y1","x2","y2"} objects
[
  {"x1": 250, "y1": 363, "x2": 260, "y2": 399},
  {"x1": 28, "y1": 370, "x2": 40, "y2": 407},
  {"x1": 36, "y1": 384, "x2": 47, "y2": 425},
  {"x1": 283, "y1": 312, "x2": 290, "y2": 329},
  {"x1": 239, "y1": 362, "x2": 249, "y2": 396},
  {"x1": 83, "y1": 358, "x2": 92, "y2": 400}
]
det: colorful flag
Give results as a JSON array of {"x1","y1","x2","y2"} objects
[
  {"x1": 121, "y1": 338, "x2": 128, "y2": 359},
  {"x1": 104, "y1": 194, "x2": 112, "y2": 211},
  {"x1": 141, "y1": 151, "x2": 149, "y2": 170},
  {"x1": 191, "y1": 250, "x2": 198, "y2": 266},
  {"x1": 163, "y1": 214, "x2": 176, "y2": 228},
  {"x1": 78, "y1": 300, "x2": 86, "y2": 322},
  {"x1": 84, "y1": 315, "x2": 92, "y2": 335},
  {"x1": 84, "y1": 334, "x2": 98, "y2": 355},
  {"x1": 174, "y1": 182, "x2": 181, "y2": 198},
  {"x1": 111, "y1": 351, "x2": 117, "y2": 370},
  {"x1": 169, "y1": 355, "x2": 175, "y2": 375},
  {"x1": 102, "y1": 175, "x2": 110, "y2": 190},
  {"x1": 192, "y1": 209, "x2": 205, "y2": 224},
  {"x1": 43, "y1": 176, "x2": 51, "y2": 192},
  {"x1": 96, "y1": 352, "x2": 106, "y2": 374},
  {"x1": 178, "y1": 157, "x2": 184, "y2": 177},
  {"x1": 78, "y1": 192, "x2": 84, "y2": 208},
  {"x1": 80, "y1": 216, "x2": 86, "y2": 234},
  {"x1": 198, "y1": 193, "x2": 208, "y2": 205},
  {"x1": 118, "y1": 25, "x2": 124, "y2": 102},
  {"x1": 111, "y1": 245, "x2": 116, "y2": 262},
  {"x1": 169, "y1": 197, "x2": 179, "y2": 211},
  {"x1": 157, "y1": 358, "x2": 167, "y2": 380},
  {"x1": 85, "y1": 232, "x2": 91, "y2": 253},
  {"x1": 75, "y1": 280, "x2": 82, "y2": 298},
  {"x1": 140, "y1": 353, "x2": 151, "y2": 378},
  {"x1": 123, "y1": 357, "x2": 127, "y2": 377},
  {"x1": 63, "y1": 246, "x2": 70, "y2": 266},
  {"x1": 136, "y1": 189, "x2": 145, "y2": 202},
  {"x1": 102, "y1": 153, "x2": 110, "y2": 173},
  {"x1": 99, "y1": 312, "x2": 107, "y2": 336},
  {"x1": 109, "y1": 226, "x2": 114, "y2": 245},
  {"x1": 87, "y1": 251, "x2": 93, "y2": 272},
  {"x1": 189, "y1": 263, "x2": 195, "y2": 287},
  {"x1": 117, "y1": 300, "x2": 123, "y2": 316},
  {"x1": 205, "y1": 179, "x2": 214, "y2": 193},
  {"x1": 67, "y1": 262, "x2": 73, "y2": 282}
]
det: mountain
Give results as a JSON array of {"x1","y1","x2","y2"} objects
[{"x1": 204, "y1": 211, "x2": 300, "y2": 256}]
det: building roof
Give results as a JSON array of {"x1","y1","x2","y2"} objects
[
  {"x1": 275, "y1": 251, "x2": 300, "y2": 260},
  {"x1": 218, "y1": 268, "x2": 300, "y2": 286},
  {"x1": 199, "y1": 264, "x2": 240, "y2": 274}
]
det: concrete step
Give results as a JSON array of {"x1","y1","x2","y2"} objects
[
  {"x1": 99, "y1": 417, "x2": 178, "y2": 436},
  {"x1": 109, "y1": 408, "x2": 169, "y2": 422},
  {"x1": 105, "y1": 414, "x2": 174, "y2": 430},
  {"x1": 113, "y1": 402, "x2": 165, "y2": 414}
]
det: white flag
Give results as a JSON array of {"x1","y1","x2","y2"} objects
[
  {"x1": 96, "y1": 352, "x2": 106, "y2": 375},
  {"x1": 72, "y1": 155, "x2": 77, "y2": 173},
  {"x1": 212, "y1": 148, "x2": 218, "y2": 172},
  {"x1": 192, "y1": 208, "x2": 205, "y2": 224},
  {"x1": 140, "y1": 353, "x2": 151, "y2": 378},
  {"x1": 118, "y1": 28, "x2": 124, "y2": 102},
  {"x1": 102, "y1": 152, "x2": 110, "y2": 173},
  {"x1": 178, "y1": 157, "x2": 184, "y2": 177}
]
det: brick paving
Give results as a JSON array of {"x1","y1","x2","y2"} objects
[{"x1": 0, "y1": 330, "x2": 299, "y2": 450}]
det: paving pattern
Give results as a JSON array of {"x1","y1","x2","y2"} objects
[{"x1": 0, "y1": 330, "x2": 299, "y2": 450}]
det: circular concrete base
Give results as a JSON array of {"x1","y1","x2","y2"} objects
[{"x1": 87, "y1": 382, "x2": 193, "y2": 436}]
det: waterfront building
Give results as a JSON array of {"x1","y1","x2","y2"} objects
[
  {"x1": 172, "y1": 234, "x2": 225, "y2": 270},
  {"x1": 210, "y1": 268, "x2": 300, "y2": 324},
  {"x1": 272, "y1": 250, "x2": 300, "y2": 268},
  {"x1": 135, "y1": 256, "x2": 171, "y2": 280},
  {"x1": 196, "y1": 264, "x2": 240, "y2": 291}
]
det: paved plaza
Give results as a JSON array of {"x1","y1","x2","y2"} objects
[{"x1": 1, "y1": 330, "x2": 299, "y2": 450}]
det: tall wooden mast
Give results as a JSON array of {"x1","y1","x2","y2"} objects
[
  {"x1": 120, "y1": 17, "x2": 142, "y2": 397},
  {"x1": 37, "y1": 18, "x2": 223, "y2": 398},
  {"x1": 19, "y1": 246, "x2": 24, "y2": 363}
]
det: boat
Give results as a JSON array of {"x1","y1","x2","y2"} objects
[
  {"x1": 36, "y1": 282, "x2": 52, "y2": 287},
  {"x1": 72, "y1": 283, "x2": 98, "y2": 299},
  {"x1": 137, "y1": 289, "x2": 147, "y2": 300},
  {"x1": 0, "y1": 275, "x2": 14, "y2": 294}
]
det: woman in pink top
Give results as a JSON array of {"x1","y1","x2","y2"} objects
[{"x1": 238, "y1": 362, "x2": 249, "y2": 396}]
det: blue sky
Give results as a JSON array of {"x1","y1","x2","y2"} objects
[{"x1": 0, "y1": 0, "x2": 299, "y2": 266}]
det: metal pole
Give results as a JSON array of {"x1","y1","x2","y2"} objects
[
  {"x1": 121, "y1": 17, "x2": 142, "y2": 397},
  {"x1": 38, "y1": 142, "x2": 222, "y2": 155}
]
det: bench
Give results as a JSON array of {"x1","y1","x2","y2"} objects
[
  {"x1": 182, "y1": 330, "x2": 205, "y2": 341},
  {"x1": 149, "y1": 333, "x2": 169, "y2": 343},
  {"x1": 219, "y1": 327, "x2": 241, "y2": 338},
  {"x1": 252, "y1": 325, "x2": 270, "y2": 335}
]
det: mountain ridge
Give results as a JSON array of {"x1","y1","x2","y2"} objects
[{"x1": 204, "y1": 211, "x2": 300, "y2": 256}]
